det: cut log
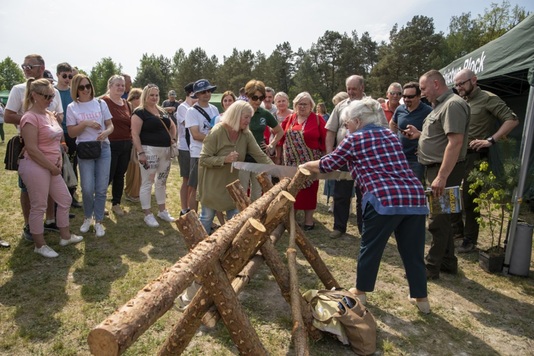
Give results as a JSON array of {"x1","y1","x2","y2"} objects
[
  {"x1": 88, "y1": 181, "x2": 291, "y2": 355},
  {"x1": 291, "y1": 221, "x2": 340, "y2": 290},
  {"x1": 287, "y1": 207, "x2": 309, "y2": 355},
  {"x1": 287, "y1": 167, "x2": 312, "y2": 197},
  {"x1": 160, "y1": 197, "x2": 292, "y2": 355},
  {"x1": 226, "y1": 179, "x2": 251, "y2": 211}
]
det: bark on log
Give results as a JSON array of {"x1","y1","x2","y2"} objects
[
  {"x1": 287, "y1": 167, "x2": 312, "y2": 197},
  {"x1": 89, "y1": 182, "x2": 290, "y2": 356},
  {"x1": 160, "y1": 196, "x2": 292, "y2": 355},
  {"x1": 226, "y1": 179, "x2": 251, "y2": 211},
  {"x1": 287, "y1": 208, "x2": 309, "y2": 355},
  {"x1": 290, "y1": 221, "x2": 340, "y2": 290}
]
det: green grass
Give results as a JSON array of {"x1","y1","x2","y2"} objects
[{"x1": 1, "y1": 123, "x2": 534, "y2": 355}]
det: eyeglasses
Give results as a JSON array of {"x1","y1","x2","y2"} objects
[
  {"x1": 37, "y1": 92, "x2": 55, "y2": 100},
  {"x1": 388, "y1": 91, "x2": 402, "y2": 96},
  {"x1": 454, "y1": 78, "x2": 471, "y2": 88},
  {"x1": 402, "y1": 94, "x2": 417, "y2": 99},
  {"x1": 297, "y1": 103, "x2": 310, "y2": 107},
  {"x1": 249, "y1": 95, "x2": 265, "y2": 101},
  {"x1": 21, "y1": 64, "x2": 42, "y2": 70},
  {"x1": 61, "y1": 74, "x2": 73, "y2": 79},
  {"x1": 78, "y1": 84, "x2": 92, "y2": 91}
]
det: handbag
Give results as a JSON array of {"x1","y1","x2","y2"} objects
[
  {"x1": 4, "y1": 135, "x2": 25, "y2": 170},
  {"x1": 304, "y1": 289, "x2": 377, "y2": 355},
  {"x1": 156, "y1": 112, "x2": 178, "y2": 158},
  {"x1": 62, "y1": 151, "x2": 78, "y2": 188},
  {"x1": 77, "y1": 141, "x2": 102, "y2": 159}
]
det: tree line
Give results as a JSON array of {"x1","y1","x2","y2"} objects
[{"x1": 0, "y1": 1, "x2": 528, "y2": 111}]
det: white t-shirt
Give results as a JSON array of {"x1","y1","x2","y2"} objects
[
  {"x1": 66, "y1": 99, "x2": 112, "y2": 144},
  {"x1": 176, "y1": 101, "x2": 191, "y2": 151},
  {"x1": 185, "y1": 103, "x2": 219, "y2": 158},
  {"x1": 5, "y1": 82, "x2": 63, "y2": 130}
]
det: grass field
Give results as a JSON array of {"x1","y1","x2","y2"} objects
[{"x1": 1, "y1": 123, "x2": 533, "y2": 355}]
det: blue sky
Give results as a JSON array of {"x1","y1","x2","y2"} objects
[{"x1": 0, "y1": 0, "x2": 532, "y2": 79}]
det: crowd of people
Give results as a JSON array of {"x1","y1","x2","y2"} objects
[{"x1": 1, "y1": 53, "x2": 520, "y2": 316}]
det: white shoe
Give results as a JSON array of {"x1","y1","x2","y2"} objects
[
  {"x1": 94, "y1": 223, "x2": 105, "y2": 237},
  {"x1": 144, "y1": 214, "x2": 159, "y2": 227},
  {"x1": 80, "y1": 218, "x2": 93, "y2": 233},
  {"x1": 34, "y1": 245, "x2": 59, "y2": 258},
  {"x1": 157, "y1": 210, "x2": 175, "y2": 222},
  {"x1": 59, "y1": 234, "x2": 84, "y2": 246}
]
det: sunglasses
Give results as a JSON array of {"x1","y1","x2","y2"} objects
[
  {"x1": 402, "y1": 94, "x2": 417, "y2": 99},
  {"x1": 61, "y1": 74, "x2": 73, "y2": 79},
  {"x1": 78, "y1": 84, "x2": 92, "y2": 91},
  {"x1": 389, "y1": 91, "x2": 402, "y2": 96},
  {"x1": 21, "y1": 64, "x2": 42, "y2": 70},
  {"x1": 250, "y1": 95, "x2": 265, "y2": 101},
  {"x1": 37, "y1": 92, "x2": 55, "y2": 100}
]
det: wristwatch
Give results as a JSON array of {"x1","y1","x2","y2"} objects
[{"x1": 487, "y1": 137, "x2": 496, "y2": 145}]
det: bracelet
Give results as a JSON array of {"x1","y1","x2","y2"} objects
[{"x1": 137, "y1": 152, "x2": 145, "y2": 156}]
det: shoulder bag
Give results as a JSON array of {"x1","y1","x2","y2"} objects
[
  {"x1": 4, "y1": 135, "x2": 25, "y2": 170},
  {"x1": 157, "y1": 111, "x2": 178, "y2": 158},
  {"x1": 76, "y1": 100, "x2": 105, "y2": 160}
]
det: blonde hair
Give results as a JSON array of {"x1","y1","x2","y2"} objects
[
  {"x1": 220, "y1": 101, "x2": 253, "y2": 133},
  {"x1": 138, "y1": 84, "x2": 164, "y2": 112},
  {"x1": 332, "y1": 91, "x2": 349, "y2": 106},
  {"x1": 23, "y1": 78, "x2": 52, "y2": 112}
]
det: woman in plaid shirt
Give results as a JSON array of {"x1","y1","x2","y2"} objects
[{"x1": 301, "y1": 98, "x2": 431, "y2": 314}]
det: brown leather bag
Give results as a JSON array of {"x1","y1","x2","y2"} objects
[{"x1": 308, "y1": 289, "x2": 377, "y2": 355}]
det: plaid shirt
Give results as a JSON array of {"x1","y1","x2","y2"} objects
[{"x1": 320, "y1": 124, "x2": 429, "y2": 215}]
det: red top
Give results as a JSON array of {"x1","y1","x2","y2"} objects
[{"x1": 278, "y1": 112, "x2": 326, "y2": 152}]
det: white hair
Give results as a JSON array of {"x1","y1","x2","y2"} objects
[{"x1": 342, "y1": 98, "x2": 388, "y2": 128}]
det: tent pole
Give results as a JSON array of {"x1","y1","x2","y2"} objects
[{"x1": 503, "y1": 84, "x2": 534, "y2": 274}]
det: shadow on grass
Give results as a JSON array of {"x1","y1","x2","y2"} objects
[
  {"x1": 0, "y1": 233, "x2": 83, "y2": 341},
  {"x1": 71, "y1": 206, "x2": 185, "y2": 303},
  {"x1": 372, "y1": 306, "x2": 502, "y2": 355}
]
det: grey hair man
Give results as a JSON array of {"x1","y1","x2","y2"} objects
[
  {"x1": 324, "y1": 75, "x2": 366, "y2": 239},
  {"x1": 261, "y1": 86, "x2": 277, "y2": 115}
]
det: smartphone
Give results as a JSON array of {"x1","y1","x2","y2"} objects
[{"x1": 143, "y1": 162, "x2": 150, "y2": 170}]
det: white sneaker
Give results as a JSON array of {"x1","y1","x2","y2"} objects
[
  {"x1": 157, "y1": 210, "x2": 175, "y2": 222},
  {"x1": 34, "y1": 245, "x2": 59, "y2": 258},
  {"x1": 94, "y1": 223, "x2": 105, "y2": 237},
  {"x1": 59, "y1": 234, "x2": 84, "y2": 246},
  {"x1": 80, "y1": 218, "x2": 93, "y2": 233},
  {"x1": 144, "y1": 214, "x2": 159, "y2": 227}
]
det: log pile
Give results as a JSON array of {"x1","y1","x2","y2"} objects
[{"x1": 88, "y1": 168, "x2": 338, "y2": 355}]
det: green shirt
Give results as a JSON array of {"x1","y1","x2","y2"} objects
[
  {"x1": 466, "y1": 86, "x2": 517, "y2": 141},
  {"x1": 198, "y1": 123, "x2": 273, "y2": 211},
  {"x1": 249, "y1": 107, "x2": 278, "y2": 145},
  {"x1": 418, "y1": 90, "x2": 470, "y2": 166}
]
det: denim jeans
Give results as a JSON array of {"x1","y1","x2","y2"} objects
[
  {"x1": 199, "y1": 205, "x2": 238, "y2": 235},
  {"x1": 78, "y1": 142, "x2": 111, "y2": 221}
]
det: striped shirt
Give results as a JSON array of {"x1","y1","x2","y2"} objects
[{"x1": 319, "y1": 124, "x2": 429, "y2": 215}]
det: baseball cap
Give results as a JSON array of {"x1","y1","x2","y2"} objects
[
  {"x1": 168, "y1": 90, "x2": 176, "y2": 97},
  {"x1": 43, "y1": 70, "x2": 55, "y2": 83}
]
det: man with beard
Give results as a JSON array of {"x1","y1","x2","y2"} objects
[{"x1": 452, "y1": 68, "x2": 519, "y2": 253}]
